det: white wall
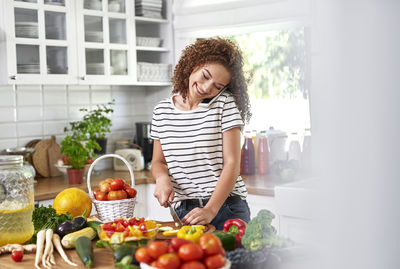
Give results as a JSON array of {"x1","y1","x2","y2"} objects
[{"x1": 0, "y1": 84, "x2": 171, "y2": 154}]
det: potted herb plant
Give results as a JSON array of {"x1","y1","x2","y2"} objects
[
  {"x1": 60, "y1": 134, "x2": 98, "y2": 184},
  {"x1": 67, "y1": 100, "x2": 114, "y2": 155}
]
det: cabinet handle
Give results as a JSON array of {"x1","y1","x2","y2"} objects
[
  {"x1": 10, "y1": 75, "x2": 17, "y2": 80},
  {"x1": 80, "y1": 76, "x2": 86, "y2": 80}
]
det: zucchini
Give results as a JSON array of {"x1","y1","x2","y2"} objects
[
  {"x1": 87, "y1": 221, "x2": 102, "y2": 233},
  {"x1": 113, "y1": 245, "x2": 137, "y2": 263},
  {"x1": 76, "y1": 236, "x2": 94, "y2": 268},
  {"x1": 61, "y1": 227, "x2": 97, "y2": 249}
]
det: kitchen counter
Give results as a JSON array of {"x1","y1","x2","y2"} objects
[
  {"x1": 34, "y1": 169, "x2": 295, "y2": 201},
  {"x1": 34, "y1": 170, "x2": 154, "y2": 201}
]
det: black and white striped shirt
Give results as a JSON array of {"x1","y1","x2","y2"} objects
[{"x1": 150, "y1": 91, "x2": 248, "y2": 200}]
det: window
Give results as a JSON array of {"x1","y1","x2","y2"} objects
[{"x1": 227, "y1": 27, "x2": 310, "y2": 134}]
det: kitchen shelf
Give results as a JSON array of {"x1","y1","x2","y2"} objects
[
  {"x1": 136, "y1": 46, "x2": 169, "y2": 52},
  {"x1": 134, "y1": 81, "x2": 171, "y2": 86},
  {"x1": 135, "y1": 16, "x2": 168, "y2": 24}
]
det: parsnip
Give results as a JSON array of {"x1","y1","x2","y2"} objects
[
  {"x1": 42, "y1": 229, "x2": 53, "y2": 268},
  {"x1": 49, "y1": 243, "x2": 56, "y2": 265},
  {"x1": 35, "y1": 229, "x2": 46, "y2": 269},
  {"x1": 52, "y1": 234, "x2": 77, "y2": 266}
]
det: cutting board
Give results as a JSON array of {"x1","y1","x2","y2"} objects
[
  {"x1": 0, "y1": 222, "x2": 216, "y2": 269},
  {"x1": 33, "y1": 138, "x2": 53, "y2": 177},
  {"x1": 156, "y1": 221, "x2": 215, "y2": 240}
]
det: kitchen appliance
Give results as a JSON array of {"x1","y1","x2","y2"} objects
[
  {"x1": 135, "y1": 122, "x2": 153, "y2": 166},
  {"x1": 266, "y1": 128, "x2": 288, "y2": 165},
  {"x1": 114, "y1": 148, "x2": 144, "y2": 171}
]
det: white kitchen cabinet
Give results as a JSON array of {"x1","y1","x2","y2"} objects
[
  {"x1": 0, "y1": 0, "x2": 78, "y2": 84},
  {"x1": 145, "y1": 183, "x2": 172, "y2": 221},
  {"x1": 132, "y1": 184, "x2": 147, "y2": 218},
  {"x1": 247, "y1": 194, "x2": 279, "y2": 233},
  {"x1": 0, "y1": 0, "x2": 173, "y2": 85}
]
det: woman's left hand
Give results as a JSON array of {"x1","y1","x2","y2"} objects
[{"x1": 182, "y1": 207, "x2": 216, "y2": 225}]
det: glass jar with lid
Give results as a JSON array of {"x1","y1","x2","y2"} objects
[{"x1": 0, "y1": 155, "x2": 34, "y2": 246}]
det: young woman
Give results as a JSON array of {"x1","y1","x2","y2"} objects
[{"x1": 150, "y1": 37, "x2": 252, "y2": 230}]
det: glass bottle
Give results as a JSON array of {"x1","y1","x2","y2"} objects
[
  {"x1": 257, "y1": 131, "x2": 270, "y2": 174},
  {"x1": 0, "y1": 155, "x2": 34, "y2": 246},
  {"x1": 241, "y1": 131, "x2": 255, "y2": 175}
]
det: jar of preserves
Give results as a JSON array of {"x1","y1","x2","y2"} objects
[{"x1": 0, "y1": 155, "x2": 34, "y2": 246}]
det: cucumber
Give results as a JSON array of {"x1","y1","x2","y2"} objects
[
  {"x1": 87, "y1": 221, "x2": 102, "y2": 233},
  {"x1": 76, "y1": 236, "x2": 94, "y2": 268}
]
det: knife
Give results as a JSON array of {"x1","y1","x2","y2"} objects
[{"x1": 167, "y1": 201, "x2": 183, "y2": 227}]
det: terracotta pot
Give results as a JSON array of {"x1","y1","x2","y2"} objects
[{"x1": 67, "y1": 168, "x2": 84, "y2": 184}]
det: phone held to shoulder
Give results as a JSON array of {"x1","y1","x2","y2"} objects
[{"x1": 198, "y1": 87, "x2": 228, "y2": 108}]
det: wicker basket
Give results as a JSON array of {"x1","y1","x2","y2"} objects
[{"x1": 87, "y1": 154, "x2": 136, "y2": 222}]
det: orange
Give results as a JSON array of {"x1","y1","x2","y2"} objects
[{"x1": 53, "y1": 187, "x2": 92, "y2": 218}]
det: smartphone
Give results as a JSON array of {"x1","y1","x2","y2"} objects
[{"x1": 198, "y1": 86, "x2": 228, "y2": 108}]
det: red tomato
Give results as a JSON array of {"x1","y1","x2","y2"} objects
[
  {"x1": 106, "y1": 230, "x2": 115, "y2": 238},
  {"x1": 95, "y1": 191, "x2": 108, "y2": 201},
  {"x1": 87, "y1": 158, "x2": 94, "y2": 164},
  {"x1": 139, "y1": 223, "x2": 147, "y2": 232},
  {"x1": 170, "y1": 237, "x2": 192, "y2": 251},
  {"x1": 157, "y1": 253, "x2": 180, "y2": 269},
  {"x1": 107, "y1": 190, "x2": 127, "y2": 200},
  {"x1": 99, "y1": 181, "x2": 111, "y2": 193},
  {"x1": 110, "y1": 178, "x2": 125, "y2": 191},
  {"x1": 178, "y1": 243, "x2": 203, "y2": 262},
  {"x1": 150, "y1": 260, "x2": 160, "y2": 268},
  {"x1": 204, "y1": 254, "x2": 226, "y2": 269},
  {"x1": 135, "y1": 247, "x2": 153, "y2": 264},
  {"x1": 125, "y1": 187, "x2": 137, "y2": 198},
  {"x1": 181, "y1": 261, "x2": 207, "y2": 269},
  {"x1": 115, "y1": 223, "x2": 125, "y2": 232},
  {"x1": 123, "y1": 227, "x2": 130, "y2": 237},
  {"x1": 122, "y1": 219, "x2": 129, "y2": 227},
  {"x1": 198, "y1": 234, "x2": 222, "y2": 256},
  {"x1": 102, "y1": 222, "x2": 115, "y2": 231},
  {"x1": 129, "y1": 218, "x2": 138, "y2": 226},
  {"x1": 147, "y1": 241, "x2": 169, "y2": 259},
  {"x1": 11, "y1": 250, "x2": 23, "y2": 262},
  {"x1": 218, "y1": 245, "x2": 225, "y2": 257}
]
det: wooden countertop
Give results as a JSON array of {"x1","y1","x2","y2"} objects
[
  {"x1": 34, "y1": 170, "x2": 154, "y2": 201},
  {"x1": 0, "y1": 241, "x2": 114, "y2": 269},
  {"x1": 34, "y1": 169, "x2": 299, "y2": 201}
]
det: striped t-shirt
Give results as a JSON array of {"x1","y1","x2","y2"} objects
[{"x1": 150, "y1": 91, "x2": 248, "y2": 200}]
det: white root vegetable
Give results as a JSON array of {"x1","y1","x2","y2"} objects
[
  {"x1": 42, "y1": 229, "x2": 53, "y2": 268},
  {"x1": 52, "y1": 234, "x2": 77, "y2": 266},
  {"x1": 35, "y1": 229, "x2": 46, "y2": 269},
  {"x1": 49, "y1": 243, "x2": 56, "y2": 265}
]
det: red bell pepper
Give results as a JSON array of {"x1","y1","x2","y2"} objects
[{"x1": 222, "y1": 218, "x2": 247, "y2": 248}]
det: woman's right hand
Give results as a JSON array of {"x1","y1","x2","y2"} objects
[{"x1": 153, "y1": 175, "x2": 174, "y2": 207}]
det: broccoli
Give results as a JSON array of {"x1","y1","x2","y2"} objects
[{"x1": 241, "y1": 209, "x2": 293, "y2": 250}]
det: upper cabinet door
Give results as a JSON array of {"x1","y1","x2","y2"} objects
[
  {"x1": 75, "y1": 0, "x2": 136, "y2": 85},
  {"x1": 0, "y1": 0, "x2": 77, "y2": 84}
]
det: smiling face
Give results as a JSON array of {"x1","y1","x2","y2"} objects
[{"x1": 187, "y1": 63, "x2": 231, "y2": 103}]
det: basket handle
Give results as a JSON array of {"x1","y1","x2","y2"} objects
[{"x1": 87, "y1": 154, "x2": 135, "y2": 197}]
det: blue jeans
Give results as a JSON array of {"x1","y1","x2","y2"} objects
[{"x1": 175, "y1": 195, "x2": 251, "y2": 230}]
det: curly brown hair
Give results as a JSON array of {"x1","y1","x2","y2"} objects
[{"x1": 172, "y1": 37, "x2": 252, "y2": 124}]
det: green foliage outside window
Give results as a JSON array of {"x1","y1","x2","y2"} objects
[{"x1": 229, "y1": 28, "x2": 307, "y2": 99}]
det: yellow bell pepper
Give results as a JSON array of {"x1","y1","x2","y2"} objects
[{"x1": 177, "y1": 225, "x2": 205, "y2": 243}]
